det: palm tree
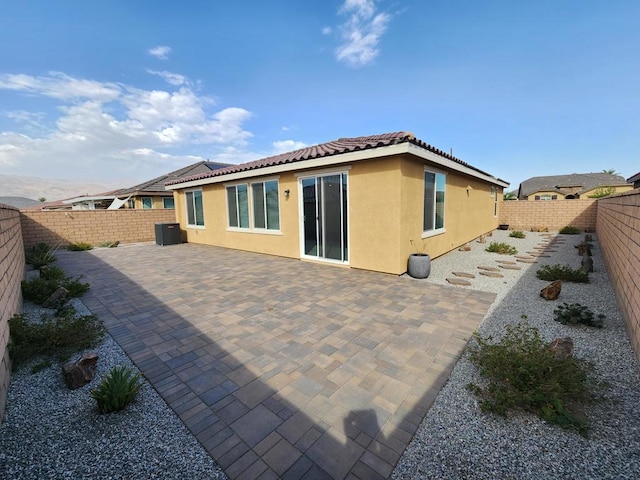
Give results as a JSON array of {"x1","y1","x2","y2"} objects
[
  {"x1": 602, "y1": 169, "x2": 618, "y2": 175},
  {"x1": 503, "y1": 192, "x2": 517, "y2": 201}
]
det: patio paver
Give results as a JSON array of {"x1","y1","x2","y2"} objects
[{"x1": 58, "y1": 244, "x2": 495, "y2": 479}]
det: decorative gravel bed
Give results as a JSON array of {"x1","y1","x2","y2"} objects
[
  {"x1": 0, "y1": 299, "x2": 226, "y2": 479},
  {"x1": 393, "y1": 231, "x2": 640, "y2": 479}
]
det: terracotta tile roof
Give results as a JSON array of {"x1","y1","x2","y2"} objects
[
  {"x1": 518, "y1": 172, "x2": 631, "y2": 199},
  {"x1": 166, "y1": 132, "x2": 504, "y2": 186}
]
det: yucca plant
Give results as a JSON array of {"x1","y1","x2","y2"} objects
[
  {"x1": 91, "y1": 366, "x2": 142, "y2": 413},
  {"x1": 25, "y1": 242, "x2": 59, "y2": 269}
]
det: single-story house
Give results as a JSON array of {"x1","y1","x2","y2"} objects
[
  {"x1": 627, "y1": 172, "x2": 640, "y2": 189},
  {"x1": 517, "y1": 173, "x2": 633, "y2": 200},
  {"x1": 113, "y1": 160, "x2": 231, "y2": 210},
  {"x1": 166, "y1": 132, "x2": 509, "y2": 275}
]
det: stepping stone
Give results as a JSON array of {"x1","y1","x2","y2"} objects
[
  {"x1": 499, "y1": 265, "x2": 521, "y2": 270},
  {"x1": 495, "y1": 260, "x2": 517, "y2": 265},
  {"x1": 447, "y1": 277, "x2": 472, "y2": 286},
  {"x1": 515, "y1": 255, "x2": 534, "y2": 260},
  {"x1": 478, "y1": 266, "x2": 500, "y2": 272},
  {"x1": 453, "y1": 272, "x2": 475, "y2": 278},
  {"x1": 479, "y1": 271, "x2": 504, "y2": 278},
  {"x1": 517, "y1": 259, "x2": 537, "y2": 263},
  {"x1": 537, "y1": 254, "x2": 551, "y2": 257}
]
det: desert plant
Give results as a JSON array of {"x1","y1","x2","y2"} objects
[
  {"x1": 588, "y1": 186, "x2": 616, "y2": 199},
  {"x1": 91, "y1": 366, "x2": 142, "y2": 413},
  {"x1": 67, "y1": 242, "x2": 93, "y2": 251},
  {"x1": 466, "y1": 321, "x2": 602, "y2": 436},
  {"x1": 559, "y1": 226, "x2": 581, "y2": 235},
  {"x1": 25, "y1": 243, "x2": 58, "y2": 269},
  {"x1": 536, "y1": 264, "x2": 589, "y2": 283},
  {"x1": 39, "y1": 265, "x2": 66, "y2": 282},
  {"x1": 554, "y1": 303, "x2": 605, "y2": 328},
  {"x1": 485, "y1": 242, "x2": 517, "y2": 255},
  {"x1": 8, "y1": 308, "x2": 104, "y2": 369},
  {"x1": 509, "y1": 230, "x2": 526, "y2": 239},
  {"x1": 22, "y1": 274, "x2": 90, "y2": 305}
]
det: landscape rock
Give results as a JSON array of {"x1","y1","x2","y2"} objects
[
  {"x1": 548, "y1": 337, "x2": 574, "y2": 359},
  {"x1": 581, "y1": 255, "x2": 594, "y2": 273},
  {"x1": 540, "y1": 280, "x2": 562, "y2": 300},
  {"x1": 63, "y1": 353, "x2": 99, "y2": 389},
  {"x1": 458, "y1": 243, "x2": 471, "y2": 251},
  {"x1": 43, "y1": 286, "x2": 69, "y2": 308}
]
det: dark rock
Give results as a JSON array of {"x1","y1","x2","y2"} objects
[
  {"x1": 581, "y1": 255, "x2": 594, "y2": 273},
  {"x1": 109, "y1": 240, "x2": 120, "y2": 248},
  {"x1": 540, "y1": 280, "x2": 562, "y2": 300},
  {"x1": 549, "y1": 337, "x2": 574, "y2": 359},
  {"x1": 42, "y1": 286, "x2": 69, "y2": 308},
  {"x1": 63, "y1": 353, "x2": 99, "y2": 389}
]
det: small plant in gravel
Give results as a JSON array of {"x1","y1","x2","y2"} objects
[
  {"x1": 485, "y1": 241, "x2": 517, "y2": 255},
  {"x1": 8, "y1": 307, "x2": 105, "y2": 369},
  {"x1": 554, "y1": 303, "x2": 605, "y2": 328},
  {"x1": 25, "y1": 242, "x2": 59, "y2": 269},
  {"x1": 22, "y1": 274, "x2": 90, "y2": 305},
  {"x1": 67, "y1": 242, "x2": 93, "y2": 251},
  {"x1": 91, "y1": 365, "x2": 142, "y2": 413},
  {"x1": 559, "y1": 226, "x2": 581, "y2": 235},
  {"x1": 509, "y1": 230, "x2": 526, "y2": 239},
  {"x1": 466, "y1": 321, "x2": 602, "y2": 437},
  {"x1": 536, "y1": 264, "x2": 589, "y2": 283}
]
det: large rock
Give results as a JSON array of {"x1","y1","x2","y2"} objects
[
  {"x1": 549, "y1": 337, "x2": 574, "y2": 359},
  {"x1": 63, "y1": 353, "x2": 99, "y2": 389},
  {"x1": 581, "y1": 255, "x2": 593, "y2": 273},
  {"x1": 540, "y1": 280, "x2": 562, "y2": 300},
  {"x1": 43, "y1": 286, "x2": 69, "y2": 308}
]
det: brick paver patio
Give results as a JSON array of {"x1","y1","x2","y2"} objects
[{"x1": 58, "y1": 244, "x2": 495, "y2": 479}]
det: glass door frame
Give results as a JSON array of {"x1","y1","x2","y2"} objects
[{"x1": 297, "y1": 169, "x2": 350, "y2": 265}]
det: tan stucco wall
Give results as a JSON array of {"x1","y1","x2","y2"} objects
[
  {"x1": 174, "y1": 154, "x2": 503, "y2": 275},
  {"x1": 128, "y1": 195, "x2": 173, "y2": 210}
]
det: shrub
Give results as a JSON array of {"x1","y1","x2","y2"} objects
[
  {"x1": 96, "y1": 241, "x2": 115, "y2": 248},
  {"x1": 554, "y1": 303, "x2": 605, "y2": 328},
  {"x1": 559, "y1": 226, "x2": 581, "y2": 235},
  {"x1": 8, "y1": 307, "x2": 105, "y2": 369},
  {"x1": 39, "y1": 265, "x2": 66, "y2": 282},
  {"x1": 22, "y1": 274, "x2": 90, "y2": 305},
  {"x1": 91, "y1": 366, "x2": 142, "y2": 413},
  {"x1": 67, "y1": 242, "x2": 93, "y2": 251},
  {"x1": 536, "y1": 264, "x2": 589, "y2": 283},
  {"x1": 587, "y1": 186, "x2": 615, "y2": 199},
  {"x1": 485, "y1": 242, "x2": 517, "y2": 255},
  {"x1": 25, "y1": 243, "x2": 58, "y2": 268},
  {"x1": 509, "y1": 230, "x2": 526, "y2": 239},
  {"x1": 467, "y1": 321, "x2": 602, "y2": 436}
]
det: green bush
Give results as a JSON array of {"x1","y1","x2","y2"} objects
[
  {"x1": 536, "y1": 264, "x2": 589, "y2": 283},
  {"x1": 67, "y1": 242, "x2": 93, "y2": 251},
  {"x1": 25, "y1": 243, "x2": 58, "y2": 268},
  {"x1": 8, "y1": 307, "x2": 105, "y2": 369},
  {"x1": 509, "y1": 230, "x2": 526, "y2": 239},
  {"x1": 467, "y1": 321, "x2": 602, "y2": 436},
  {"x1": 485, "y1": 242, "x2": 517, "y2": 255},
  {"x1": 91, "y1": 366, "x2": 142, "y2": 413},
  {"x1": 39, "y1": 265, "x2": 66, "y2": 282},
  {"x1": 559, "y1": 226, "x2": 581, "y2": 235},
  {"x1": 22, "y1": 275, "x2": 90, "y2": 305},
  {"x1": 554, "y1": 303, "x2": 605, "y2": 328}
]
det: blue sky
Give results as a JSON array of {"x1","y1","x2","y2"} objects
[{"x1": 1, "y1": 0, "x2": 638, "y2": 191}]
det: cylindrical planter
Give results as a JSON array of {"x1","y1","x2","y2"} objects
[
  {"x1": 498, "y1": 224, "x2": 509, "y2": 230},
  {"x1": 408, "y1": 253, "x2": 431, "y2": 279}
]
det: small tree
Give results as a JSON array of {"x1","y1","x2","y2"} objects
[
  {"x1": 38, "y1": 197, "x2": 46, "y2": 202},
  {"x1": 601, "y1": 169, "x2": 618, "y2": 175},
  {"x1": 503, "y1": 192, "x2": 517, "y2": 201}
]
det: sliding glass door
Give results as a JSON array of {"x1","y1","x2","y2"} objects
[{"x1": 301, "y1": 173, "x2": 348, "y2": 263}]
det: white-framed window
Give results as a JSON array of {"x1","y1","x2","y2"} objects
[
  {"x1": 127, "y1": 198, "x2": 135, "y2": 209},
  {"x1": 141, "y1": 197, "x2": 153, "y2": 209},
  {"x1": 186, "y1": 189, "x2": 204, "y2": 227},
  {"x1": 423, "y1": 170, "x2": 446, "y2": 235},
  {"x1": 534, "y1": 195, "x2": 557, "y2": 201},
  {"x1": 163, "y1": 197, "x2": 175, "y2": 209},
  {"x1": 252, "y1": 180, "x2": 280, "y2": 230},
  {"x1": 226, "y1": 180, "x2": 281, "y2": 231},
  {"x1": 490, "y1": 186, "x2": 496, "y2": 198}
]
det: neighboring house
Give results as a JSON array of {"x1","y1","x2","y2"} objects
[
  {"x1": 0, "y1": 196, "x2": 41, "y2": 209},
  {"x1": 628, "y1": 172, "x2": 640, "y2": 189},
  {"x1": 112, "y1": 160, "x2": 231, "y2": 210},
  {"x1": 517, "y1": 173, "x2": 633, "y2": 200},
  {"x1": 166, "y1": 132, "x2": 509, "y2": 276}
]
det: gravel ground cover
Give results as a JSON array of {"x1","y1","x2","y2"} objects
[
  {"x1": 393, "y1": 230, "x2": 640, "y2": 479},
  {"x1": 0, "y1": 299, "x2": 226, "y2": 480}
]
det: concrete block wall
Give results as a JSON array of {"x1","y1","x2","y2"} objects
[
  {"x1": 0, "y1": 204, "x2": 25, "y2": 420},
  {"x1": 20, "y1": 209, "x2": 177, "y2": 248},
  {"x1": 500, "y1": 199, "x2": 597, "y2": 232},
  {"x1": 596, "y1": 190, "x2": 640, "y2": 362}
]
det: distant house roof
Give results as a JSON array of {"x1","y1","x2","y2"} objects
[
  {"x1": 166, "y1": 132, "x2": 509, "y2": 189},
  {"x1": 112, "y1": 161, "x2": 231, "y2": 197},
  {"x1": 627, "y1": 172, "x2": 640, "y2": 186},
  {"x1": 518, "y1": 173, "x2": 631, "y2": 199},
  {"x1": 0, "y1": 196, "x2": 40, "y2": 209}
]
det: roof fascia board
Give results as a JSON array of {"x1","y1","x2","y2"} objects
[{"x1": 167, "y1": 142, "x2": 508, "y2": 190}]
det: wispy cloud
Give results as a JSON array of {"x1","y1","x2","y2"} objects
[
  {"x1": 146, "y1": 69, "x2": 188, "y2": 86},
  {"x1": 148, "y1": 45, "x2": 172, "y2": 60},
  {"x1": 334, "y1": 0, "x2": 390, "y2": 67},
  {"x1": 272, "y1": 139, "x2": 307, "y2": 153},
  {"x1": 0, "y1": 71, "x2": 253, "y2": 179}
]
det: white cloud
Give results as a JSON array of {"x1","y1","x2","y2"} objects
[
  {"x1": 0, "y1": 71, "x2": 254, "y2": 180},
  {"x1": 334, "y1": 0, "x2": 390, "y2": 67},
  {"x1": 148, "y1": 45, "x2": 172, "y2": 60},
  {"x1": 147, "y1": 70, "x2": 188, "y2": 86},
  {"x1": 272, "y1": 140, "x2": 307, "y2": 153},
  {"x1": 322, "y1": 26, "x2": 332, "y2": 35}
]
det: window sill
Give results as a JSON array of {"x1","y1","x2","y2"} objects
[
  {"x1": 186, "y1": 225, "x2": 205, "y2": 230},
  {"x1": 422, "y1": 228, "x2": 446, "y2": 239},
  {"x1": 226, "y1": 227, "x2": 283, "y2": 236}
]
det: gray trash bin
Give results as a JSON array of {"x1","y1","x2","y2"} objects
[{"x1": 155, "y1": 223, "x2": 181, "y2": 246}]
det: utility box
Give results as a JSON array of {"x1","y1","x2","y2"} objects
[{"x1": 155, "y1": 223, "x2": 181, "y2": 246}]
